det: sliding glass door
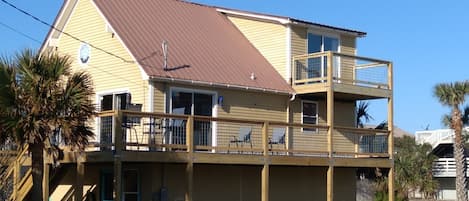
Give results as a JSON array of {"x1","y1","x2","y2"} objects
[
  {"x1": 170, "y1": 90, "x2": 214, "y2": 146},
  {"x1": 307, "y1": 33, "x2": 340, "y2": 80}
]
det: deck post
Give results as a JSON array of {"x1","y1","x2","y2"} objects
[
  {"x1": 113, "y1": 111, "x2": 123, "y2": 201},
  {"x1": 326, "y1": 51, "x2": 335, "y2": 201},
  {"x1": 262, "y1": 121, "x2": 270, "y2": 201},
  {"x1": 185, "y1": 116, "x2": 194, "y2": 201},
  {"x1": 327, "y1": 166, "x2": 334, "y2": 201},
  {"x1": 13, "y1": 159, "x2": 19, "y2": 200},
  {"x1": 74, "y1": 155, "x2": 84, "y2": 201},
  {"x1": 387, "y1": 62, "x2": 394, "y2": 201}
]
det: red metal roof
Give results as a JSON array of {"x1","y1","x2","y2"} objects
[{"x1": 94, "y1": 0, "x2": 294, "y2": 94}]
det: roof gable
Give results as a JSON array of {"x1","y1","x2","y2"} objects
[{"x1": 94, "y1": 0, "x2": 294, "y2": 94}]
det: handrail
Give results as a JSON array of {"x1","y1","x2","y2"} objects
[
  {"x1": 121, "y1": 110, "x2": 329, "y2": 130},
  {"x1": 334, "y1": 126, "x2": 390, "y2": 135},
  {"x1": 291, "y1": 51, "x2": 391, "y2": 92}
]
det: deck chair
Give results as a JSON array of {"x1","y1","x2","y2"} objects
[
  {"x1": 228, "y1": 127, "x2": 252, "y2": 153},
  {"x1": 269, "y1": 127, "x2": 286, "y2": 151}
]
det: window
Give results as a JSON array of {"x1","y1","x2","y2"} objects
[
  {"x1": 307, "y1": 33, "x2": 340, "y2": 79},
  {"x1": 302, "y1": 101, "x2": 318, "y2": 132}
]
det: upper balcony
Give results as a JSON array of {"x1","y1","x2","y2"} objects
[{"x1": 292, "y1": 51, "x2": 392, "y2": 100}]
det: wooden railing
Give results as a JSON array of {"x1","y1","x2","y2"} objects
[
  {"x1": 292, "y1": 51, "x2": 392, "y2": 90},
  {"x1": 86, "y1": 110, "x2": 391, "y2": 158},
  {"x1": 0, "y1": 145, "x2": 32, "y2": 201},
  {"x1": 433, "y1": 158, "x2": 469, "y2": 177}
]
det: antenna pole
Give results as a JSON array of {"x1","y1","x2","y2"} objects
[{"x1": 162, "y1": 40, "x2": 168, "y2": 70}]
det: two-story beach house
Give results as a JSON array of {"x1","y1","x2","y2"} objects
[
  {"x1": 1, "y1": 0, "x2": 394, "y2": 200},
  {"x1": 416, "y1": 127, "x2": 469, "y2": 200}
]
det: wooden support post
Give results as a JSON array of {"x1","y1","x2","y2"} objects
[
  {"x1": 75, "y1": 158, "x2": 84, "y2": 201},
  {"x1": 186, "y1": 116, "x2": 194, "y2": 153},
  {"x1": 185, "y1": 116, "x2": 194, "y2": 201},
  {"x1": 113, "y1": 111, "x2": 123, "y2": 201},
  {"x1": 387, "y1": 62, "x2": 394, "y2": 201},
  {"x1": 262, "y1": 122, "x2": 269, "y2": 157},
  {"x1": 13, "y1": 160, "x2": 19, "y2": 200},
  {"x1": 114, "y1": 111, "x2": 124, "y2": 152},
  {"x1": 327, "y1": 166, "x2": 334, "y2": 201},
  {"x1": 326, "y1": 51, "x2": 335, "y2": 201},
  {"x1": 261, "y1": 122, "x2": 270, "y2": 201},
  {"x1": 114, "y1": 157, "x2": 122, "y2": 201},
  {"x1": 43, "y1": 154, "x2": 50, "y2": 201},
  {"x1": 388, "y1": 167, "x2": 394, "y2": 201},
  {"x1": 262, "y1": 164, "x2": 269, "y2": 201},
  {"x1": 185, "y1": 162, "x2": 193, "y2": 201}
]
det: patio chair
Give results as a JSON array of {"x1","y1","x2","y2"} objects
[
  {"x1": 269, "y1": 127, "x2": 286, "y2": 151},
  {"x1": 228, "y1": 127, "x2": 252, "y2": 153}
]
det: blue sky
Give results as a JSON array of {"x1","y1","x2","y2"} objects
[{"x1": 1, "y1": 0, "x2": 468, "y2": 134}]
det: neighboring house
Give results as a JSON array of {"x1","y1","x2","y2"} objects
[
  {"x1": 3, "y1": 0, "x2": 393, "y2": 201},
  {"x1": 415, "y1": 127, "x2": 469, "y2": 200}
]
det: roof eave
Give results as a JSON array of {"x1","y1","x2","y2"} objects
[
  {"x1": 150, "y1": 76, "x2": 294, "y2": 95},
  {"x1": 289, "y1": 19, "x2": 366, "y2": 37},
  {"x1": 216, "y1": 7, "x2": 366, "y2": 37}
]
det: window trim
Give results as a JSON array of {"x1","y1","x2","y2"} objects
[{"x1": 301, "y1": 100, "x2": 319, "y2": 133}]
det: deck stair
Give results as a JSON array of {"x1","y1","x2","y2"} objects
[{"x1": 0, "y1": 145, "x2": 32, "y2": 201}]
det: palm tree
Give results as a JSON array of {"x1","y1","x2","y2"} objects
[
  {"x1": 357, "y1": 101, "x2": 374, "y2": 128},
  {"x1": 434, "y1": 81, "x2": 469, "y2": 201},
  {"x1": 385, "y1": 136, "x2": 438, "y2": 200},
  {"x1": 0, "y1": 49, "x2": 95, "y2": 201}
]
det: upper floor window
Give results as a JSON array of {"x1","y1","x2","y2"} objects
[
  {"x1": 307, "y1": 33, "x2": 339, "y2": 54},
  {"x1": 302, "y1": 100, "x2": 318, "y2": 133}
]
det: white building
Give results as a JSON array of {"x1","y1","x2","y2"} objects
[{"x1": 415, "y1": 127, "x2": 469, "y2": 200}]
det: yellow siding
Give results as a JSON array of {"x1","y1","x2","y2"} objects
[
  {"x1": 227, "y1": 16, "x2": 287, "y2": 80},
  {"x1": 291, "y1": 99, "x2": 327, "y2": 151},
  {"x1": 153, "y1": 82, "x2": 166, "y2": 113},
  {"x1": 291, "y1": 26, "x2": 307, "y2": 57},
  {"x1": 291, "y1": 99, "x2": 356, "y2": 152},
  {"x1": 340, "y1": 35, "x2": 356, "y2": 82},
  {"x1": 56, "y1": 0, "x2": 148, "y2": 115}
]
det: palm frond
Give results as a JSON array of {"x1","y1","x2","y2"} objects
[
  {"x1": 356, "y1": 101, "x2": 374, "y2": 128},
  {"x1": 433, "y1": 81, "x2": 469, "y2": 107}
]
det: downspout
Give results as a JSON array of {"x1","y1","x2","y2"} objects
[{"x1": 289, "y1": 93, "x2": 296, "y2": 101}]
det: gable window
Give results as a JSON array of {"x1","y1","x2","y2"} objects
[
  {"x1": 302, "y1": 101, "x2": 318, "y2": 133},
  {"x1": 307, "y1": 33, "x2": 340, "y2": 79}
]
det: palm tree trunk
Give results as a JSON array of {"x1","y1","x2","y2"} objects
[
  {"x1": 30, "y1": 142, "x2": 44, "y2": 201},
  {"x1": 453, "y1": 107, "x2": 468, "y2": 201}
]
